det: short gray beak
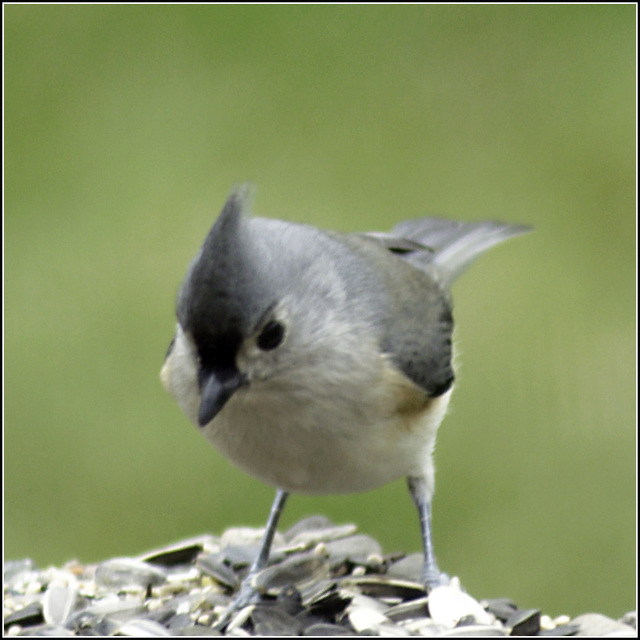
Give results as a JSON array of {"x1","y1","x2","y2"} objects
[{"x1": 198, "y1": 369, "x2": 245, "y2": 427}]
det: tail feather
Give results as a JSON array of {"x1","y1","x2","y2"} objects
[{"x1": 389, "y1": 218, "x2": 531, "y2": 286}]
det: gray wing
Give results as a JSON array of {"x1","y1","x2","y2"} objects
[
  {"x1": 341, "y1": 230, "x2": 455, "y2": 398},
  {"x1": 352, "y1": 217, "x2": 530, "y2": 397},
  {"x1": 364, "y1": 217, "x2": 531, "y2": 287}
]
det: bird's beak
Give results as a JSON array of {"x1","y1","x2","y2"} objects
[{"x1": 198, "y1": 368, "x2": 245, "y2": 427}]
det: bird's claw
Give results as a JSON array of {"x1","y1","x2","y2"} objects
[{"x1": 212, "y1": 581, "x2": 262, "y2": 631}]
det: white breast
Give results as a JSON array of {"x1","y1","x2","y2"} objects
[{"x1": 161, "y1": 324, "x2": 452, "y2": 495}]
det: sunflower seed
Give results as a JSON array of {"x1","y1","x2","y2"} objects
[
  {"x1": 197, "y1": 553, "x2": 241, "y2": 590},
  {"x1": 225, "y1": 603, "x2": 254, "y2": 633},
  {"x1": 440, "y1": 624, "x2": 508, "y2": 636},
  {"x1": 139, "y1": 535, "x2": 216, "y2": 567},
  {"x1": 283, "y1": 518, "x2": 358, "y2": 551},
  {"x1": 250, "y1": 604, "x2": 304, "y2": 635},
  {"x1": 302, "y1": 621, "x2": 351, "y2": 636},
  {"x1": 3, "y1": 601, "x2": 44, "y2": 629},
  {"x1": 342, "y1": 575, "x2": 426, "y2": 603},
  {"x1": 386, "y1": 595, "x2": 430, "y2": 621},
  {"x1": 620, "y1": 611, "x2": 636, "y2": 629},
  {"x1": 172, "y1": 622, "x2": 223, "y2": 636},
  {"x1": 428, "y1": 585, "x2": 495, "y2": 628},
  {"x1": 506, "y1": 608, "x2": 541, "y2": 636},
  {"x1": 571, "y1": 612, "x2": 637, "y2": 637},
  {"x1": 480, "y1": 598, "x2": 518, "y2": 622},
  {"x1": 42, "y1": 579, "x2": 79, "y2": 625},
  {"x1": 94, "y1": 558, "x2": 167, "y2": 588},
  {"x1": 4, "y1": 559, "x2": 35, "y2": 583},
  {"x1": 347, "y1": 602, "x2": 390, "y2": 633},
  {"x1": 3, "y1": 516, "x2": 629, "y2": 637},
  {"x1": 387, "y1": 553, "x2": 424, "y2": 582},
  {"x1": 220, "y1": 527, "x2": 285, "y2": 551},
  {"x1": 117, "y1": 618, "x2": 172, "y2": 636},
  {"x1": 400, "y1": 616, "x2": 447, "y2": 635},
  {"x1": 323, "y1": 534, "x2": 382, "y2": 563},
  {"x1": 252, "y1": 553, "x2": 329, "y2": 596},
  {"x1": 538, "y1": 623, "x2": 581, "y2": 636}
]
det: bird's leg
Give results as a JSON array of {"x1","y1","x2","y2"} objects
[
  {"x1": 245, "y1": 489, "x2": 289, "y2": 579},
  {"x1": 407, "y1": 476, "x2": 448, "y2": 590},
  {"x1": 214, "y1": 489, "x2": 289, "y2": 630}
]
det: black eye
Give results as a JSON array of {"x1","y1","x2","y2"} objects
[{"x1": 257, "y1": 320, "x2": 285, "y2": 351}]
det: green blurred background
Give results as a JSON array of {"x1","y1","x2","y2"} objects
[{"x1": 5, "y1": 5, "x2": 635, "y2": 619}]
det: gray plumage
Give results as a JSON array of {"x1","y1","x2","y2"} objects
[
  {"x1": 365, "y1": 217, "x2": 531, "y2": 287},
  {"x1": 161, "y1": 185, "x2": 530, "y2": 621},
  {"x1": 176, "y1": 187, "x2": 528, "y2": 401}
]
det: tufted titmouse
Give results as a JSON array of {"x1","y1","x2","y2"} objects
[{"x1": 161, "y1": 185, "x2": 529, "y2": 617}]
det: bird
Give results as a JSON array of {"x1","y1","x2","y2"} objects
[{"x1": 160, "y1": 184, "x2": 530, "y2": 624}]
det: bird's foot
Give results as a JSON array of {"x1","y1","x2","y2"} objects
[
  {"x1": 423, "y1": 568, "x2": 451, "y2": 592},
  {"x1": 212, "y1": 580, "x2": 262, "y2": 632}
]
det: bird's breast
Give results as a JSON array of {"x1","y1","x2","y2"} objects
[{"x1": 200, "y1": 363, "x2": 453, "y2": 494}]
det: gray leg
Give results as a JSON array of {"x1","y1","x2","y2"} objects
[
  {"x1": 247, "y1": 489, "x2": 289, "y2": 576},
  {"x1": 407, "y1": 476, "x2": 447, "y2": 590},
  {"x1": 215, "y1": 489, "x2": 289, "y2": 629}
]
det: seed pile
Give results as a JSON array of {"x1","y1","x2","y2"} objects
[{"x1": 3, "y1": 516, "x2": 636, "y2": 636}]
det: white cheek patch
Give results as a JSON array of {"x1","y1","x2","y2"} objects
[{"x1": 160, "y1": 326, "x2": 201, "y2": 426}]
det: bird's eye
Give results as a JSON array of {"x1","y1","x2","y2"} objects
[{"x1": 257, "y1": 320, "x2": 285, "y2": 351}]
